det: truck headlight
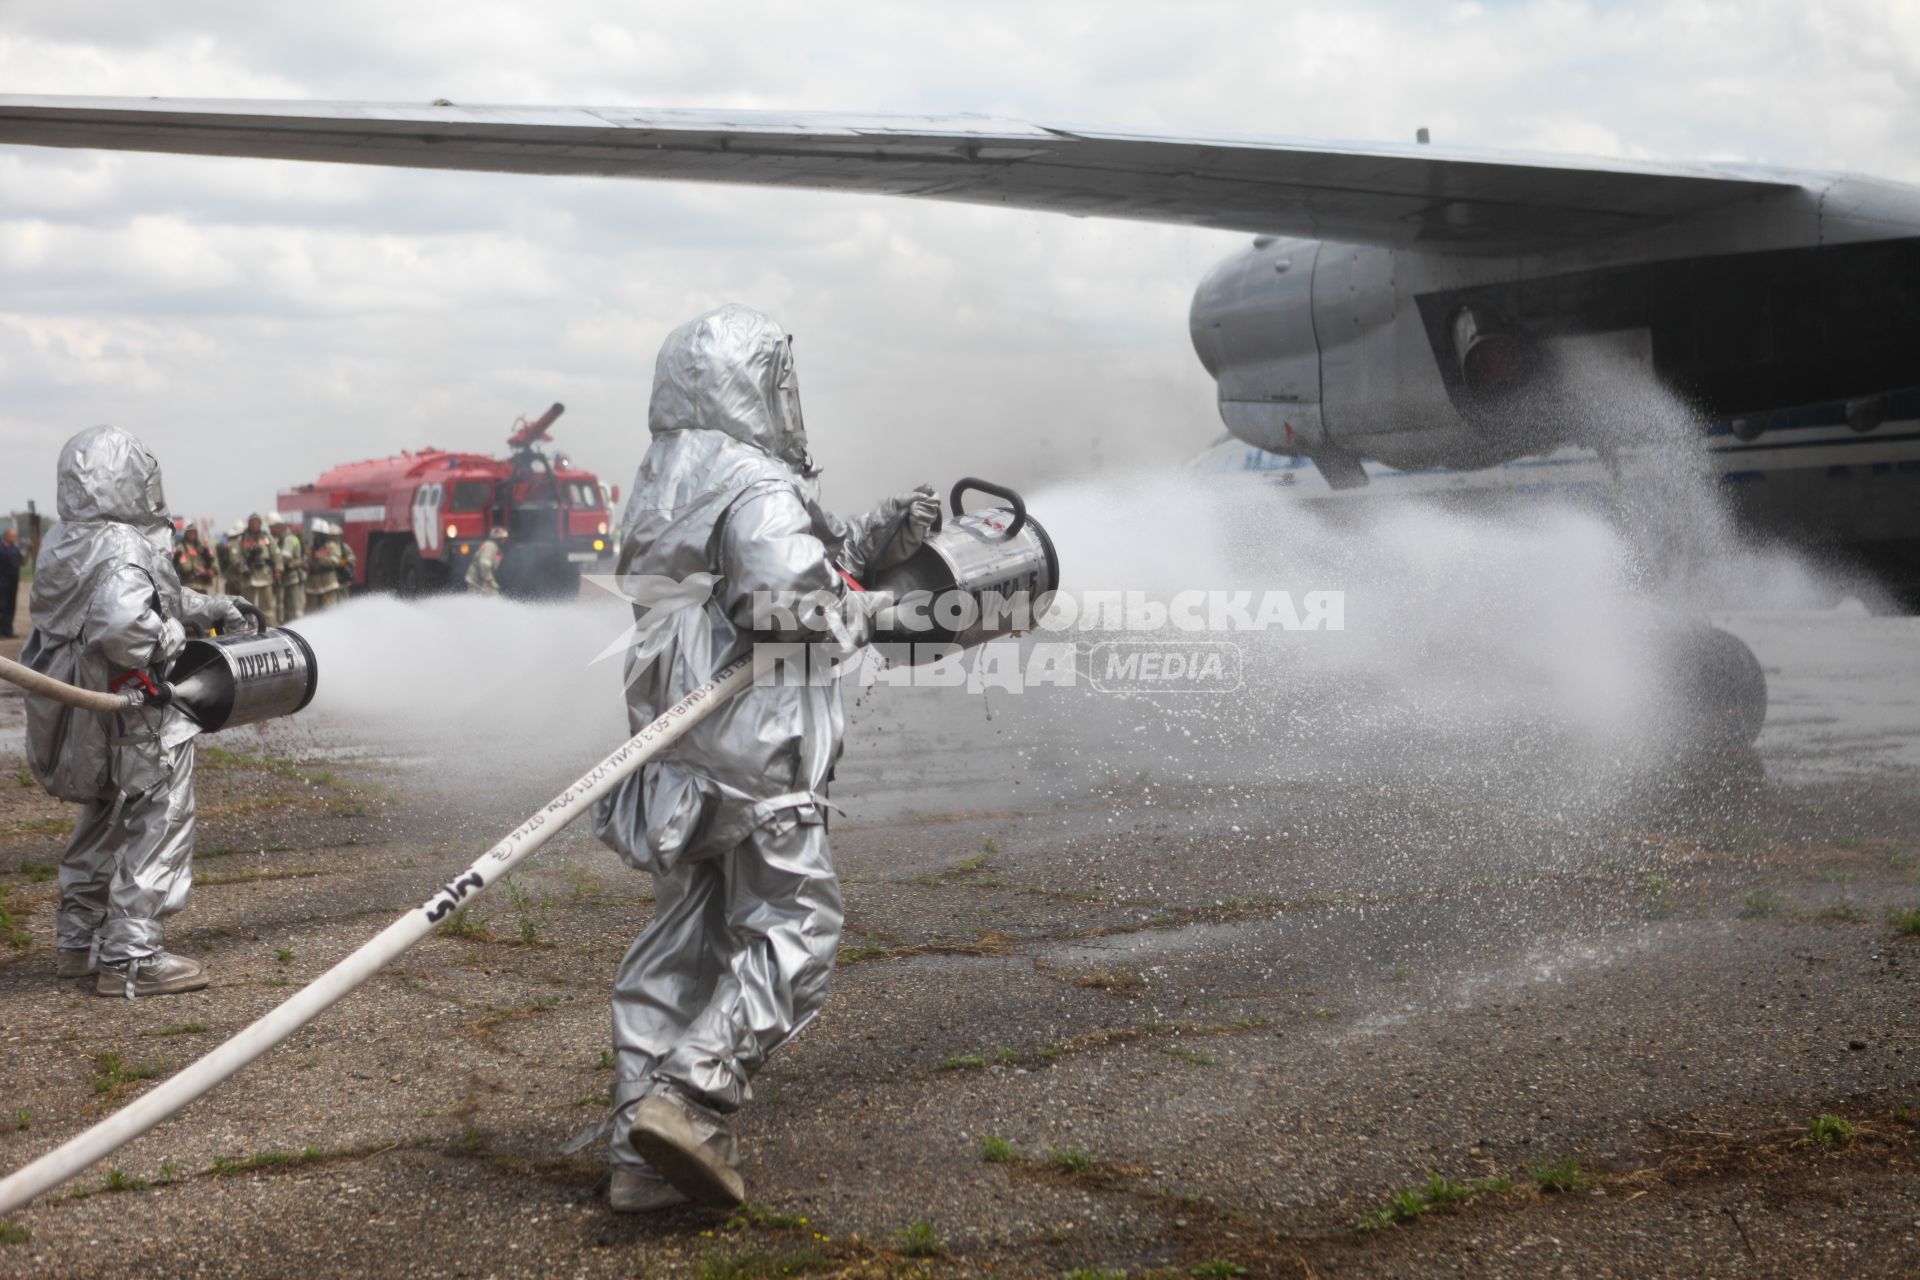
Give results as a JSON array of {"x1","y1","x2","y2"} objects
[
  {"x1": 445, "y1": 523, "x2": 457, "y2": 539},
  {"x1": 597, "y1": 520, "x2": 608, "y2": 535},
  {"x1": 592, "y1": 538, "x2": 605, "y2": 552}
]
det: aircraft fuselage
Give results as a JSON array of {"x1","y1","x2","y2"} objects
[{"x1": 1189, "y1": 173, "x2": 1920, "y2": 478}]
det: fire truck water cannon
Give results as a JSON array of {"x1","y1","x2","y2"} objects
[{"x1": 507, "y1": 401, "x2": 565, "y2": 449}]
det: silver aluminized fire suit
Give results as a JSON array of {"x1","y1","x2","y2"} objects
[
  {"x1": 22, "y1": 426, "x2": 247, "y2": 967},
  {"x1": 592, "y1": 304, "x2": 931, "y2": 1183}
]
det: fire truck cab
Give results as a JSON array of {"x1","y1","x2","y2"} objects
[{"x1": 277, "y1": 402, "x2": 613, "y2": 599}]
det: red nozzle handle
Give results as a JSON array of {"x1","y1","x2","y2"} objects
[{"x1": 110, "y1": 670, "x2": 171, "y2": 706}]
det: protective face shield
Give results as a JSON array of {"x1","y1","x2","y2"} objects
[{"x1": 767, "y1": 333, "x2": 813, "y2": 477}]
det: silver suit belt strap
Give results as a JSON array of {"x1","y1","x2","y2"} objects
[{"x1": 747, "y1": 790, "x2": 842, "y2": 828}]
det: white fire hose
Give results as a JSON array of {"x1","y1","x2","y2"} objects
[
  {"x1": 0, "y1": 653, "x2": 141, "y2": 715},
  {"x1": 0, "y1": 651, "x2": 758, "y2": 1217}
]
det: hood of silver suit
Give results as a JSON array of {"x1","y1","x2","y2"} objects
[{"x1": 647, "y1": 303, "x2": 810, "y2": 472}]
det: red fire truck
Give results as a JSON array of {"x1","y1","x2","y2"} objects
[{"x1": 276, "y1": 403, "x2": 615, "y2": 598}]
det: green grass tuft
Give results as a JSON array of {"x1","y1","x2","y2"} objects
[
  {"x1": 435, "y1": 905, "x2": 489, "y2": 940},
  {"x1": 896, "y1": 1219, "x2": 944, "y2": 1257},
  {"x1": 101, "y1": 1167, "x2": 148, "y2": 1193},
  {"x1": 981, "y1": 1135, "x2": 1015, "y2": 1163},
  {"x1": 1892, "y1": 906, "x2": 1920, "y2": 936},
  {"x1": 1163, "y1": 1045, "x2": 1219, "y2": 1067},
  {"x1": 91, "y1": 1051, "x2": 164, "y2": 1096},
  {"x1": 696, "y1": 1244, "x2": 827, "y2": 1280},
  {"x1": 149, "y1": 1023, "x2": 210, "y2": 1038},
  {"x1": 1740, "y1": 889, "x2": 1785, "y2": 919},
  {"x1": 1533, "y1": 1156, "x2": 1589, "y2": 1193},
  {"x1": 938, "y1": 1053, "x2": 987, "y2": 1071},
  {"x1": 1356, "y1": 1171, "x2": 1511, "y2": 1230},
  {"x1": 0, "y1": 884, "x2": 32, "y2": 950},
  {"x1": 0, "y1": 1222, "x2": 28, "y2": 1245},
  {"x1": 211, "y1": 1146, "x2": 331, "y2": 1176},
  {"x1": 1805, "y1": 1114, "x2": 1856, "y2": 1146},
  {"x1": 1192, "y1": 1262, "x2": 1248, "y2": 1278},
  {"x1": 726, "y1": 1201, "x2": 811, "y2": 1230},
  {"x1": 1046, "y1": 1146, "x2": 1095, "y2": 1174}
]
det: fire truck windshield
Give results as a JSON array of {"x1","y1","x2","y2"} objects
[{"x1": 447, "y1": 480, "x2": 492, "y2": 512}]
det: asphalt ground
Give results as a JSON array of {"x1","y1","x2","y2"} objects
[{"x1": 0, "y1": 579, "x2": 1917, "y2": 1278}]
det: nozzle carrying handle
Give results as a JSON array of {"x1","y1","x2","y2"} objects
[
  {"x1": 233, "y1": 601, "x2": 268, "y2": 635},
  {"x1": 949, "y1": 477, "x2": 1027, "y2": 541}
]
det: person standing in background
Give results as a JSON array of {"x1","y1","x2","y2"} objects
[
  {"x1": 234, "y1": 514, "x2": 280, "y2": 628},
  {"x1": 271, "y1": 514, "x2": 306, "y2": 622},
  {"x1": 466, "y1": 527, "x2": 508, "y2": 596},
  {"x1": 304, "y1": 522, "x2": 345, "y2": 613},
  {"x1": 214, "y1": 523, "x2": 240, "y2": 597},
  {"x1": 0, "y1": 527, "x2": 22, "y2": 638},
  {"x1": 172, "y1": 526, "x2": 216, "y2": 597}
]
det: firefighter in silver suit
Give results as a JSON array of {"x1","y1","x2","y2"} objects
[
  {"x1": 21, "y1": 426, "x2": 250, "y2": 996},
  {"x1": 591, "y1": 304, "x2": 936, "y2": 1211}
]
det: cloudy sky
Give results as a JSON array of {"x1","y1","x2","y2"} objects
[{"x1": 2, "y1": 0, "x2": 1917, "y2": 526}]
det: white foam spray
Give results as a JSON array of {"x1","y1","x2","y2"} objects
[{"x1": 283, "y1": 592, "x2": 633, "y2": 780}]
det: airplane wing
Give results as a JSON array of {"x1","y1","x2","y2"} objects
[{"x1": 0, "y1": 95, "x2": 1800, "y2": 251}]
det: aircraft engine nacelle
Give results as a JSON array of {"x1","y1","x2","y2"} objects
[
  {"x1": 1192, "y1": 238, "x2": 1511, "y2": 486},
  {"x1": 1189, "y1": 237, "x2": 1331, "y2": 459}
]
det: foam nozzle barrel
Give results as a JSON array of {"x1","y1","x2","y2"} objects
[
  {"x1": 865, "y1": 478, "x2": 1060, "y2": 659},
  {"x1": 165, "y1": 628, "x2": 319, "y2": 733}
]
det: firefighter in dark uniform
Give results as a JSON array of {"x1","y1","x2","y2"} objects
[
  {"x1": 233, "y1": 514, "x2": 281, "y2": 628},
  {"x1": 304, "y1": 520, "x2": 349, "y2": 613},
  {"x1": 172, "y1": 526, "x2": 217, "y2": 595}
]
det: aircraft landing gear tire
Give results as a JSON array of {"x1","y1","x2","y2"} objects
[{"x1": 1670, "y1": 626, "x2": 1767, "y2": 750}]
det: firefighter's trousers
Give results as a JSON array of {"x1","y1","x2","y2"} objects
[
  {"x1": 233, "y1": 579, "x2": 278, "y2": 628},
  {"x1": 58, "y1": 744, "x2": 197, "y2": 964},
  {"x1": 608, "y1": 807, "x2": 842, "y2": 1167}
]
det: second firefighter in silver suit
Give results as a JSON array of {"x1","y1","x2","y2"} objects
[
  {"x1": 593, "y1": 304, "x2": 935, "y2": 1211},
  {"x1": 21, "y1": 425, "x2": 250, "y2": 996}
]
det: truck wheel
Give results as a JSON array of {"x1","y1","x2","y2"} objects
[
  {"x1": 501, "y1": 545, "x2": 579, "y2": 599},
  {"x1": 546, "y1": 558, "x2": 582, "y2": 598},
  {"x1": 396, "y1": 542, "x2": 425, "y2": 597},
  {"x1": 367, "y1": 537, "x2": 399, "y2": 592}
]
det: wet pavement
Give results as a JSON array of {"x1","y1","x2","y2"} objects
[{"x1": 0, "y1": 596, "x2": 1916, "y2": 1276}]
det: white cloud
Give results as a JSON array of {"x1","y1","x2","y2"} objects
[{"x1": 1, "y1": 0, "x2": 1916, "y2": 523}]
